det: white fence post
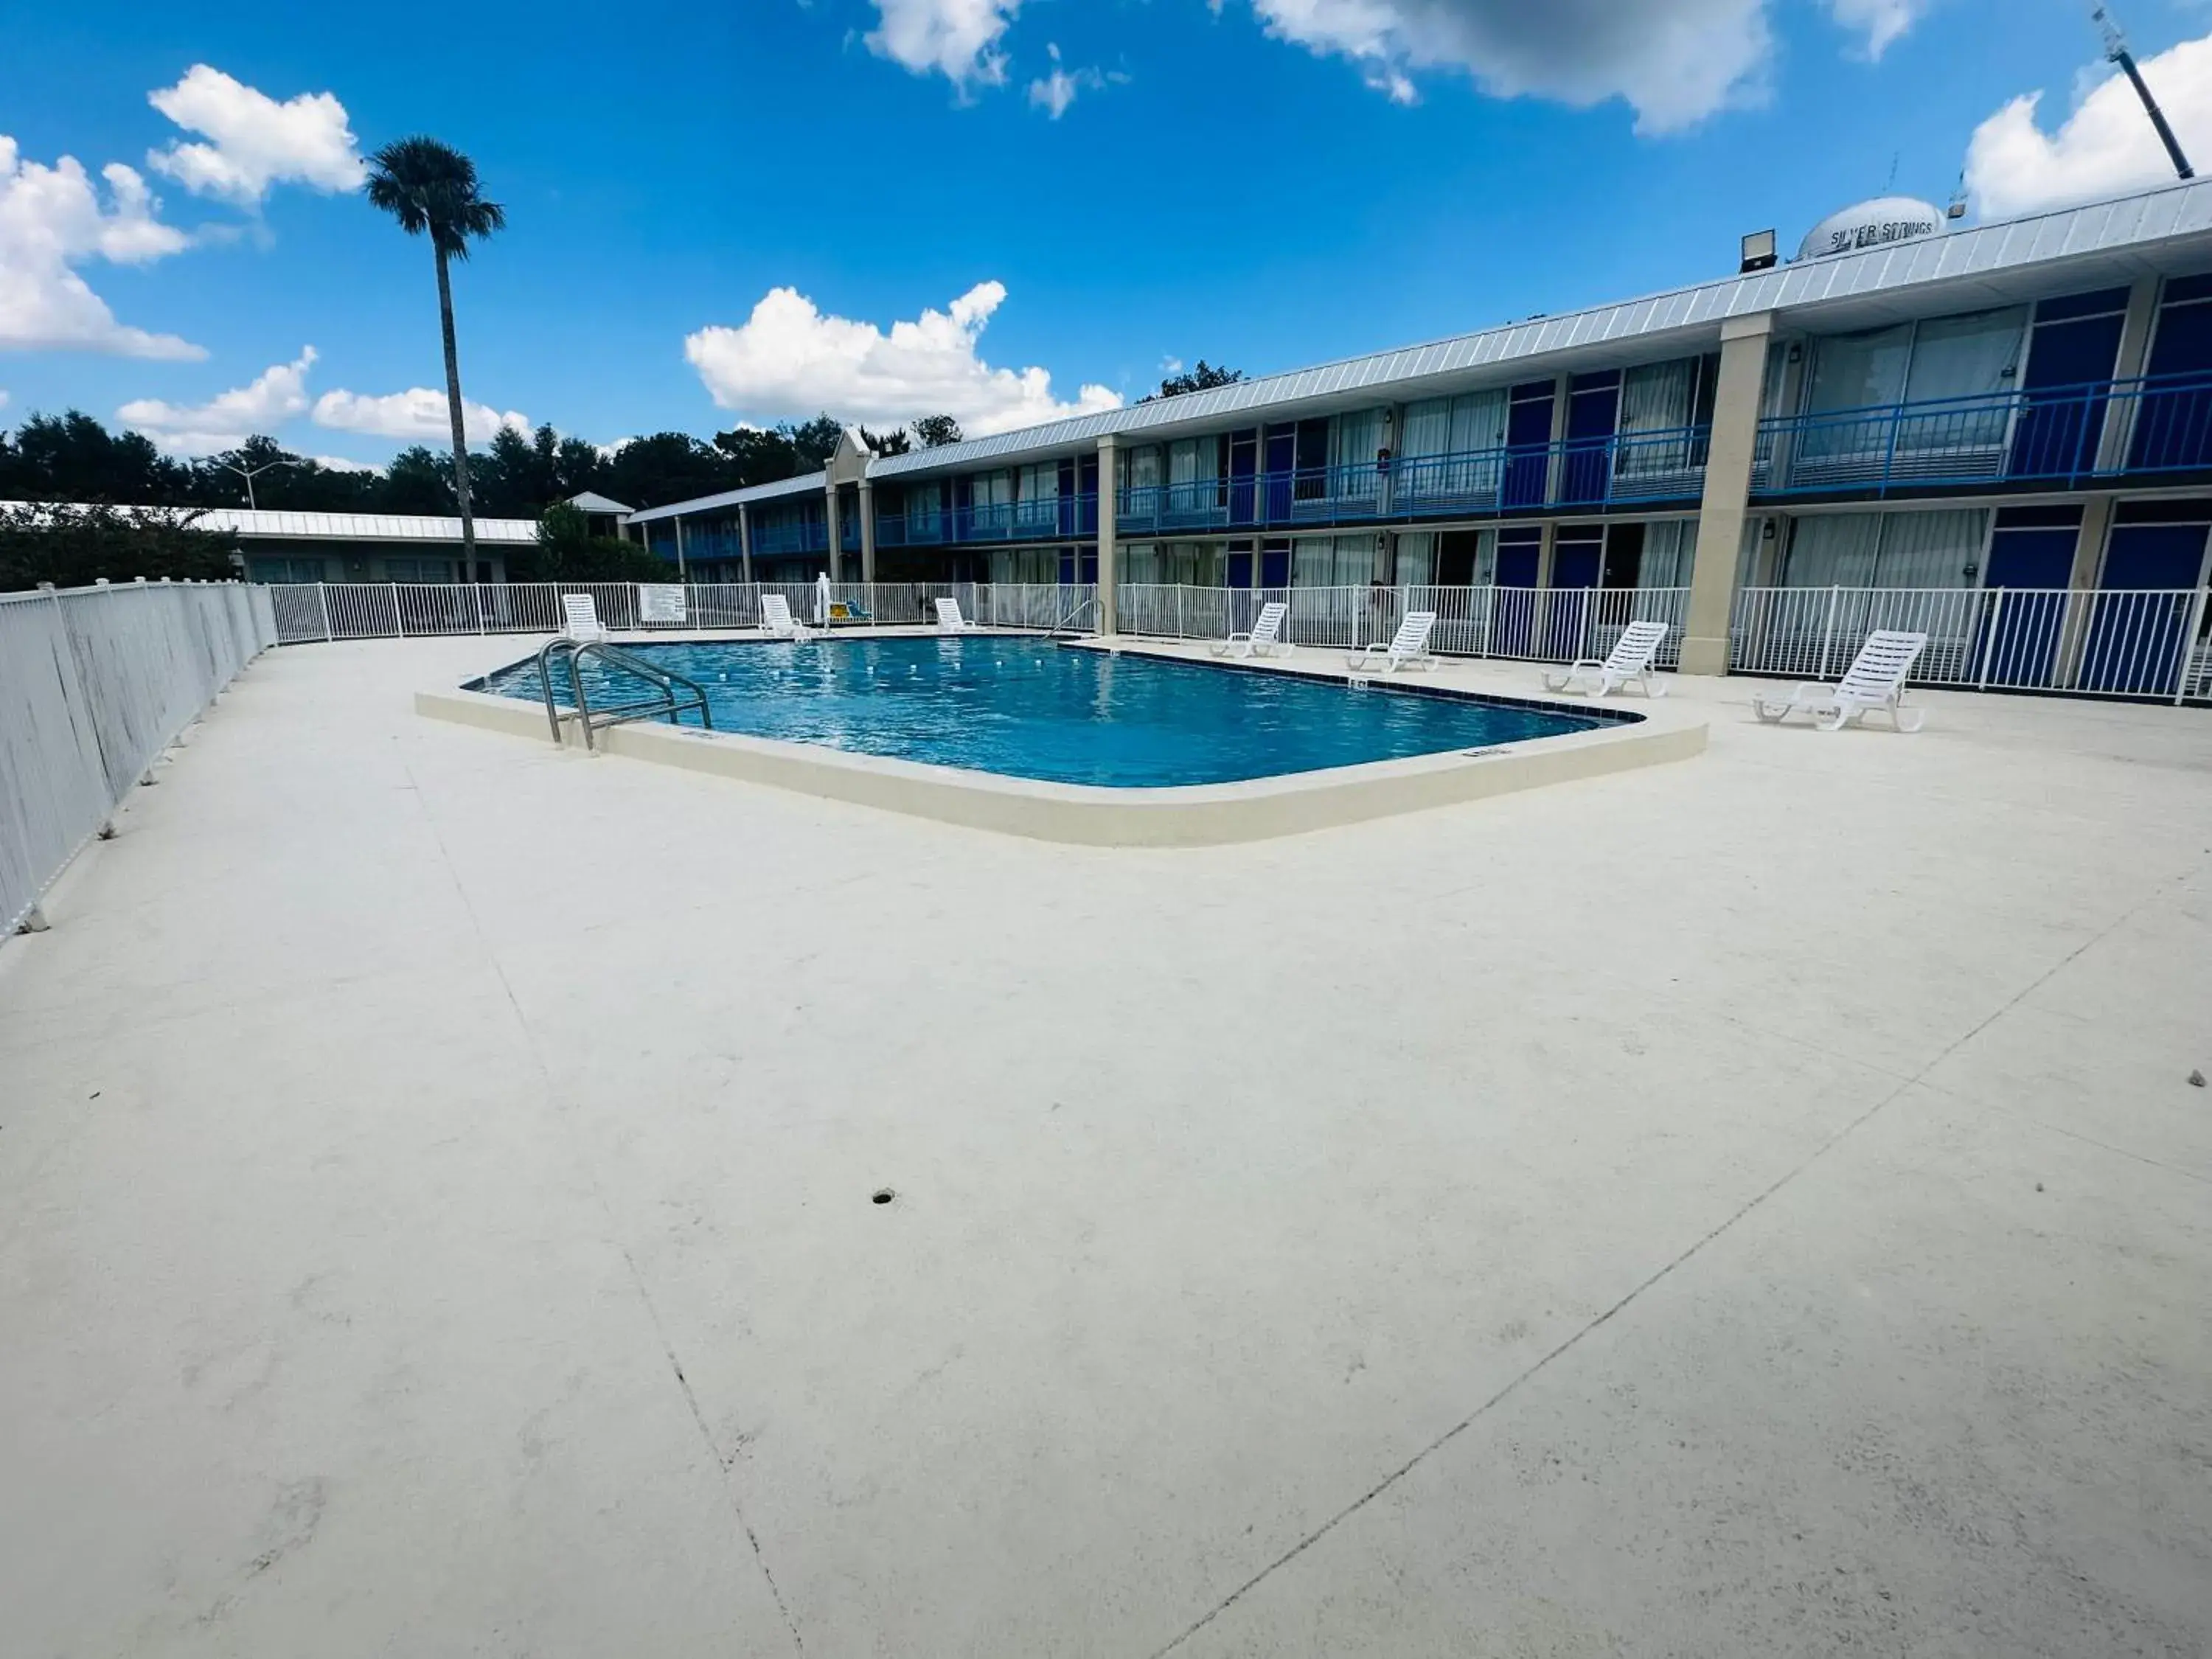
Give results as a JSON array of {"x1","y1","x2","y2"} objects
[
  {"x1": 1977, "y1": 589, "x2": 2004, "y2": 689},
  {"x1": 317, "y1": 582, "x2": 333, "y2": 641},
  {"x1": 1818, "y1": 585, "x2": 1840, "y2": 681},
  {"x1": 2179, "y1": 586, "x2": 2210, "y2": 706},
  {"x1": 472, "y1": 582, "x2": 485, "y2": 635},
  {"x1": 391, "y1": 582, "x2": 405, "y2": 637}
]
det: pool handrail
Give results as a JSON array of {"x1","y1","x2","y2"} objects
[{"x1": 532, "y1": 637, "x2": 713, "y2": 750}]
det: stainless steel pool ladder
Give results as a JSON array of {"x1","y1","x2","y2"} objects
[
  {"x1": 1046, "y1": 592, "x2": 1099, "y2": 637},
  {"x1": 534, "y1": 639, "x2": 712, "y2": 751}
]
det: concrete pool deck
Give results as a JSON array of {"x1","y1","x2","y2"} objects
[{"x1": 3, "y1": 634, "x2": 2208, "y2": 1657}]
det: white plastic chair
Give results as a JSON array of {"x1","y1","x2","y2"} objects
[
  {"x1": 560, "y1": 593, "x2": 607, "y2": 641},
  {"x1": 1753, "y1": 630, "x2": 1929, "y2": 731},
  {"x1": 1212, "y1": 600, "x2": 1292, "y2": 658},
  {"x1": 1346, "y1": 611, "x2": 1439, "y2": 674},
  {"x1": 935, "y1": 597, "x2": 976, "y2": 633},
  {"x1": 760, "y1": 594, "x2": 815, "y2": 641},
  {"x1": 1543, "y1": 619, "x2": 1670, "y2": 698}
]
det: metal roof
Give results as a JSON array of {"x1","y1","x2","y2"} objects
[
  {"x1": 627, "y1": 470, "x2": 827, "y2": 525},
  {"x1": 0, "y1": 502, "x2": 540, "y2": 543},
  {"x1": 566, "y1": 490, "x2": 635, "y2": 515},
  {"x1": 639, "y1": 178, "x2": 2212, "y2": 518}
]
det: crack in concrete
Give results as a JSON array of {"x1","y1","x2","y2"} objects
[
  {"x1": 397, "y1": 757, "x2": 807, "y2": 1655},
  {"x1": 1147, "y1": 864, "x2": 2198, "y2": 1658}
]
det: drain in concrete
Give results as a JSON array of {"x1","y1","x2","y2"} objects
[{"x1": 872, "y1": 1188, "x2": 896, "y2": 1206}]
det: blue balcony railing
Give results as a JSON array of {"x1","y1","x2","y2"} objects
[
  {"x1": 1113, "y1": 427, "x2": 1711, "y2": 535},
  {"x1": 876, "y1": 493, "x2": 1099, "y2": 546},
  {"x1": 1753, "y1": 372, "x2": 2212, "y2": 498}
]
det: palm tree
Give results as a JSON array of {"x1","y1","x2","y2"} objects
[{"x1": 364, "y1": 138, "x2": 506, "y2": 563}]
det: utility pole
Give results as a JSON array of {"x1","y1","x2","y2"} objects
[{"x1": 2094, "y1": 6, "x2": 2194, "y2": 181}]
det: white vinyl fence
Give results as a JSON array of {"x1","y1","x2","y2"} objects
[
  {"x1": 265, "y1": 580, "x2": 1096, "y2": 644},
  {"x1": 1, "y1": 578, "x2": 274, "y2": 936},
  {"x1": 258, "y1": 577, "x2": 2211, "y2": 703},
  {"x1": 1116, "y1": 584, "x2": 1694, "y2": 667}
]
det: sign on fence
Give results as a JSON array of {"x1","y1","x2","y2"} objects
[{"x1": 638, "y1": 583, "x2": 686, "y2": 625}]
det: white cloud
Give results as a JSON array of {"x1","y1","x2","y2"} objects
[
  {"x1": 684, "y1": 281, "x2": 1120, "y2": 438},
  {"x1": 146, "y1": 66, "x2": 365, "y2": 207},
  {"x1": 1234, "y1": 0, "x2": 1932, "y2": 133},
  {"x1": 1965, "y1": 33, "x2": 2212, "y2": 220},
  {"x1": 312, "y1": 386, "x2": 529, "y2": 443},
  {"x1": 118, "y1": 346, "x2": 318, "y2": 454},
  {"x1": 307, "y1": 453, "x2": 378, "y2": 473},
  {"x1": 0, "y1": 390, "x2": 10, "y2": 412},
  {"x1": 0, "y1": 135, "x2": 201, "y2": 358},
  {"x1": 1827, "y1": 0, "x2": 1928, "y2": 59},
  {"x1": 1238, "y1": 0, "x2": 1774, "y2": 132},
  {"x1": 866, "y1": 0, "x2": 1022, "y2": 93},
  {"x1": 1028, "y1": 44, "x2": 1105, "y2": 118}
]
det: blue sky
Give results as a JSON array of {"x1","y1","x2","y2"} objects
[{"x1": 6, "y1": 0, "x2": 2212, "y2": 466}]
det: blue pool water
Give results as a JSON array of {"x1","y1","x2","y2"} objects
[{"x1": 481, "y1": 637, "x2": 1610, "y2": 788}]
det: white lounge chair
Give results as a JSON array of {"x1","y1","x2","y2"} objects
[
  {"x1": 1753, "y1": 630, "x2": 1929, "y2": 731},
  {"x1": 1346, "y1": 611, "x2": 1439, "y2": 674},
  {"x1": 935, "y1": 597, "x2": 977, "y2": 633},
  {"x1": 1212, "y1": 600, "x2": 1292, "y2": 658},
  {"x1": 560, "y1": 592, "x2": 607, "y2": 641},
  {"x1": 1543, "y1": 619, "x2": 1671, "y2": 698},
  {"x1": 760, "y1": 594, "x2": 815, "y2": 641}
]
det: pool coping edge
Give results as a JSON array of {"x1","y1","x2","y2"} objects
[{"x1": 414, "y1": 670, "x2": 1707, "y2": 847}]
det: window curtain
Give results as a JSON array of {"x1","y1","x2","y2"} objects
[
  {"x1": 1807, "y1": 325, "x2": 1912, "y2": 413},
  {"x1": 1016, "y1": 462, "x2": 1057, "y2": 532},
  {"x1": 1872, "y1": 509, "x2": 1985, "y2": 587},
  {"x1": 1126, "y1": 445, "x2": 1162, "y2": 491},
  {"x1": 1292, "y1": 535, "x2": 1377, "y2": 587},
  {"x1": 1619, "y1": 359, "x2": 1697, "y2": 434},
  {"x1": 1395, "y1": 531, "x2": 1436, "y2": 585},
  {"x1": 1399, "y1": 392, "x2": 1508, "y2": 457},
  {"x1": 1636, "y1": 520, "x2": 1695, "y2": 588},
  {"x1": 972, "y1": 470, "x2": 1012, "y2": 506},
  {"x1": 1905, "y1": 309, "x2": 2025, "y2": 403},
  {"x1": 1399, "y1": 397, "x2": 1453, "y2": 459},
  {"x1": 1168, "y1": 437, "x2": 1215, "y2": 484},
  {"x1": 1782, "y1": 514, "x2": 1884, "y2": 586},
  {"x1": 1121, "y1": 542, "x2": 1161, "y2": 584},
  {"x1": 1472, "y1": 529, "x2": 1498, "y2": 586},
  {"x1": 1332, "y1": 408, "x2": 1384, "y2": 470}
]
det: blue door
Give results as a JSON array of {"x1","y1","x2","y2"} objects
[
  {"x1": 1546, "y1": 526, "x2": 1603, "y2": 657},
  {"x1": 2129, "y1": 275, "x2": 2212, "y2": 474},
  {"x1": 1491, "y1": 527, "x2": 1543, "y2": 656},
  {"x1": 2009, "y1": 289, "x2": 2125, "y2": 482},
  {"x1": 1559, "y1": 372, "x2": 1621, "y2": 507},
  {"x1": 1227, "y1": 543, "x2": 1253, "y2": 588},
  {"x1": 1504, "y1": 381, "x2": 1555, "y2": 510},
  {"x1": 1976, "y1": 515, "x2": 2079, "y2": 686},
  {"x1": 2082, "y1": 518, "x2": 2206, "y2": 693},
  {"x1": 1259, "y1": 539, "x2": 1290, "y2": 589}
]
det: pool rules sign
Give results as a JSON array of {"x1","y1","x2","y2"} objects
[{"x1": 638, "y1": 584, "x2": 686, "y2": 625}]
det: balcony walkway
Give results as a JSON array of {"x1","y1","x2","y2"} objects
[{"x1": 2, "y1": 637, "x2": 2208, "y2": 1658}]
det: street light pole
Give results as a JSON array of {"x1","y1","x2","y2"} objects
[{"x1": 215, "y1": 456, "x2": 295, "y2": 512}]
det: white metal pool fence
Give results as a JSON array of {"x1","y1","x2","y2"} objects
[
  {"x1": 257, "y1": 577, "x2": 2212, "y2": 702},
  {"x1": 1, "y1": 578, "x2": 274, "y2": 937}
]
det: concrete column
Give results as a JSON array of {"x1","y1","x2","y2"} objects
[
  {"x1": 858, "y1": 478, "x2": 877, "y2": 585},
  {"x1": 737, "y1": 502, "x2": 753, "y2": 582},
  {"x1": 824, "y1": 483, "x2": 841, "y2": 585},
  {"x1": 1680, "y1": 310, "x2": 1776, "y2": 675},
  {"x1": 1543, "y1": 373, "x2": 1572, "y2": 507},
  {"x1": 674, "y1": 515, "x2": 686, "y2": 580},
  {"x1": 2096, "y1": 276, "x2": 2161, "y2": 472},
  {"x1": 1096, "y1": 435, "x2": 1119, "y2": 635},
  {"x1": 2055, "y1": 494, "x2": 2115, "y2": 689}
]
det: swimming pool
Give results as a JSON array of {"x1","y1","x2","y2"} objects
[{"x1": 479, "y1": 637, "x2": 1613, "y2": 788}]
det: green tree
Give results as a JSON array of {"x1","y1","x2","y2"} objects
[
  {"x1": 0, "y1": 502, "x2": 234, "y2": 588},
  {"x1": 0, "y1": 411, "x2": 195, "y2": 504},
  {"x1": 364, "y1": 136, "x2": 507, "y2": 564},
  {"x1": 1142, "y1": 360, "x2": 1244, "y2": 402},
  {"x1": 860, "y1": 425, "x2": 911, "y2": 456},
  {"x1": 381, "y1": 446, "x2": 458, "y2": 514},
  {"x1": 517, "y1": 500, "x2": 668, "y2": 582},
  {"x1": 911, "y1": 414, "x2": 964, "y2": 448}
]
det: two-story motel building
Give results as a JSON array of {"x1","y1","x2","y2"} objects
[{"x1": 629, "y1": 181, "x2": 2212, "y2": 678}]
